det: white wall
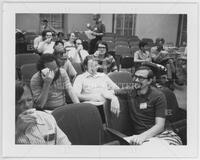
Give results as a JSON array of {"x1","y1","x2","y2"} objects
[
  {"x1": 66, "y1": 14, "x2": 93, "y2": 33},
  {"x1": 16, "y1": 14, "x2": 40, "y2": 34},
  {"x1": 101, "y1": 14, "x2": 113, "y2": 32},
  {"x1": 135, "y1": 14, "x2": 179, "y2": 44}
]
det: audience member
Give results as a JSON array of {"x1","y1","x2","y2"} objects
[
  {"x1": 73, "y1": 55, "x2": 120, "y2": 116},
  {"x1": 15, "y1": 81, "x2": 71, "y2": 144},
  {"x1": 37, "y1": 30, "x2": 55, "y2": 54},
  {"x1": 123, "y1": 66, "x2": 182, "y2": 145},
  {"x1": 53, "y1": 40, "x2": 77, "y2": 83},
  {"x1": 67, "y1": 38, "x2": 89, "y2": 63},
  {"x1": 134, "y1": 41, "x2": 152, "y2": 62},
  {"x1": 57, "y1": 32, "x2": 67, "y2": 43},
  {"x1": 94, "y1": 41, "x2": 117, "y2": 73},
  {"x1": 30, "y1": 54, "x2": 79, "y2": 110},
  {"x1": 33, "y1": 32, "x2": 44, "y2": 51},
  {"x1": 64, "y1": 32, "x2": 76, "y2": 52},
  {"x1": 40, "y1": 19, "x2": 58, "y2": 33},
  {"x1": 89, "y1": 14, "x2": 106, "y2": 54},
  {"x1": 151, "y1": 38, "x2": 180, "y2": 85}
]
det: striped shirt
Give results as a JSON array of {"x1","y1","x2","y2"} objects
[
  {"x1": 31, "y1": 68, "x2": 72, "y2": 110},
  {"x1": 16, "y1": 110, "x2": 71, "y2": 145}
]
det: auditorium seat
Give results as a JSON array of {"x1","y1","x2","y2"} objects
[
  {"x1": 71, "y1": 62, "x2": 84, "y2": 75},
  {"x1": 52, "y1": 103, "x2": 127, "y2": 145},
  {"x1": 20, "y1": 63, "x2": 37, "y2": 86}
]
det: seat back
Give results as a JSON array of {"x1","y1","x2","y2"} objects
[
  {"x1": 71, "y1": 62, "x2": 84, "y2": 75},
  {"x1": 108, "y1": 71, "x2": 133, "y2": 88},
  {"x1": 52, "y1": 103, "x2": 105, "y2": 145},
  {"x1": 115, "y1": 45, "x2": 131, "y2": 56},
  {"x1": 120, "y1": 56, "x2": 134, "y2": 69},
  {"x1": 159, "y1": 87, "x2": 187, "y2": 145},
  {"x1": 104, "y1": 95, "x2": 134, "y2": 136},
  {"x1": 16, "y1": 54, "x2": 40, "y2": 69},
  {"x1": 21, "y1": 63, "x2": 37, "y2": 85}
]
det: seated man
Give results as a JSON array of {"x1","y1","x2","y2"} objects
[
  {"x1": 15, "y1": 81, "x2": 71, "y2": 144},
  {"x1": 53, "y1": 40, "x2": 77, "y2": 83},
  {"x1": 134, "y1": 41, "x2": 152, "y2": 63},
  {"x1": 30, "y1": 54, "x2": 79, "y2": 110},
  {"x1": 37, "y1": 30, "x2": 55, "y2": 54},
  {"x1": 151, "y1": 38, "x2": 182, "y2": 85},
  {"x1": 73, "y1": 55, "x2": 120, "y2": 117},
  {"x1": 67, "y1": 38, "x2": 89, "y2": 63},
  {"x1": 122, "y1": 66, "x2": 182, "y2": 145}
]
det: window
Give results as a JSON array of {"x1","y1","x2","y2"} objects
[
  {"x1": 40, "y1": 14, "x2": 63, "y2": 32},
  {"x1": 114, "y1": 14, "x2": 137, "y2": 36}
]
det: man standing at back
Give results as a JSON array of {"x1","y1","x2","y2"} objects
[{"x1": 89, "y1": 14, "x2": 106, "y2": 55}]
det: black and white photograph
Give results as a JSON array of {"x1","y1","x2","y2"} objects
[{"x1": 1, "y1": 0, "x2": 199, "y2": 158}]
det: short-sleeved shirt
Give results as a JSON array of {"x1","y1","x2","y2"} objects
[
  {"x1": 37, "y1": 41, "x2": 55, "y2": 54},
  {"x1": 134, "y1": 50, "x2": 152, "y2": 62},
  {"x1": 16, "y1": 110, "x2": 71, "y2": 145},
  {"x1": 127, "y1": 87, "x2": 167, "y2": 134},
  {"x1": 30, "y1": 68, "x2": 72, "y2": 110},
  {"x1": 73, "y1": 71, "x2": 119, "y2": 95},
  {"x1": 92, "y1": 22, "x2": 105, "y2": 40},
  {"x1": 62, "y1": 60, "x2": 77, "y2": 81}
]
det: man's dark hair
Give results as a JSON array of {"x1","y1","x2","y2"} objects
[
  {"x1": 139, "y1": 41, "x2": 148, "y2": 49},
  {"x1": 136, "y1": 66, "x2": 154, "y2": 80},
  {"x1": 42, "y1": 19, "x2": 48, "y2": 23},
  {"x1": 54, "y1": 40, "x2": 64, "y2": 47},
  {"x1": 37, "y1": 54, "x2": 60, "y2": 71},
  {"x1": 57, "y1": 32, "x2": 64, "y2": 37},
  {"x1": 95, "y1": 41, "x2": 108, "y2": 56}
]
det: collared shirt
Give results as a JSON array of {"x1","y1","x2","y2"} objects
[
  {"x1": 73, "y1": 71, "x2": 119, "y2": 95},
  {"x1": 68, "y1": 49, "x2": 89, "y2": 63},
  {"x1": 16, "y1": 110, "x2": 71, "y2": 145},
  {"x1": 134, "y1": 50, "x2": 152, "y2": 62},
  {"x1": 33, "y1": 36, "x2": 43, "y2": 50},
  {"x1": 127, "y1": 86, "x2": 167, "y2": 134},
  {"x1": 31, "y1": 68, "x2": 72, "y2": 110},
  {"x1": 37, "y1": 41, "x2": 55, "y2": 54}
]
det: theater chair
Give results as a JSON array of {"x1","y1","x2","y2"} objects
[
  {"x1": 52, "y1": 103, "x2": 128, "y2": 145},
  {"x1": 20, "y1": 63, "x2": 37, "y2": 86},
  {"x1": 16, "y1": 54, "x2": 40, "y2": 79},
  {"x1": 108, "y1": 71, "x2": 133, "y2": 88},
  {"x1": 71, "y1": 62, "x2": 84, "y2": 75}
]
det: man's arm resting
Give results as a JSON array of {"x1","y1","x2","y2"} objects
[{"x1": 66, "y1": 87, "x2": 80, "y2": 103}]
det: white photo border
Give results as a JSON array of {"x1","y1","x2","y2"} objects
[{"x1": 1, "y1": 0, "x2": 199, "y2": 158}]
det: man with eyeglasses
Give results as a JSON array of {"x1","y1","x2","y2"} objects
[
  {"x1": 53, "y1": 40, "x2": 77, "y2": 83},
  {"x1": 67, "y1": 38, "x2": 89, "y2": 63},
  {"x1": 123, "y1": 66, "x2": 182, "y2": 146}
]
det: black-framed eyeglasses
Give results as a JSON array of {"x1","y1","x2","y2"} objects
[
  {"x1": 98, "y1": 46, "x2": 106, "y2": 49},
  {"x1": 133, "y1": 75, "x2": 148, "y2": 81}
]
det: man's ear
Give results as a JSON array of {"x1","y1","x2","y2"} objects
[{"x1": 148, "y1": 78, "x2": 153, "y2": 85}]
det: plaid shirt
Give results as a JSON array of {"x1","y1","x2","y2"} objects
[{"x1": 16, "y1": 110, "x2": 71, "y2": 145}]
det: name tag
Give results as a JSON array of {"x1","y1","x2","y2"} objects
[{"x1": 140, "y1": 102, "x2": 147, "y2": 109}]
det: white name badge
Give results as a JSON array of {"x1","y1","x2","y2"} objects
[{"x1": 140, "y1": 102, "x2": 147, "y2": 109}]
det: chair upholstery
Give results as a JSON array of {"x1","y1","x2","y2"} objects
[
  {"x1": 16, "y1": 54, "x2": 40, "y2": 69},
  {"x1": 21, "y1": 63, "x2": 37, "y2": 85},
  {"x1": 115, "y1": 45, "x2": 132, "y2": 56},
  {"x1": 120, "y1": 56, "x2": 134, "y2": 69},
  {"x1": 108, "y1": 71, "x2": 133, "y2": 88},
  {"x1": 52, "y1": 103, "x2": 105, "y2": 145},
  {"x1": 71, "y1": 62, "x2": 84, "y2": 75}
]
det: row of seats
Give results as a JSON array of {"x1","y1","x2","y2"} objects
[{"x1": 52, "y1": 71, "x2": 186, "y2": 145}]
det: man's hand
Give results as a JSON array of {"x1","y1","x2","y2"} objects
[
  {"x1": 110, "y1": 96, "x2": 120, "y2": 117},
  {"x1": 126, "y1": 134, "x2": 148, "y2": 145},
  {"x1": 43, "y1": 70, "x2": 55, "y2": 85},
  {"x1": 16, "y1": 110, "x2": 37, "y2": 134}
]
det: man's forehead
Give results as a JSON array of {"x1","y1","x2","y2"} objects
[{"x1": 135, "y1": 69, "x2": 149, "y2": 76}]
